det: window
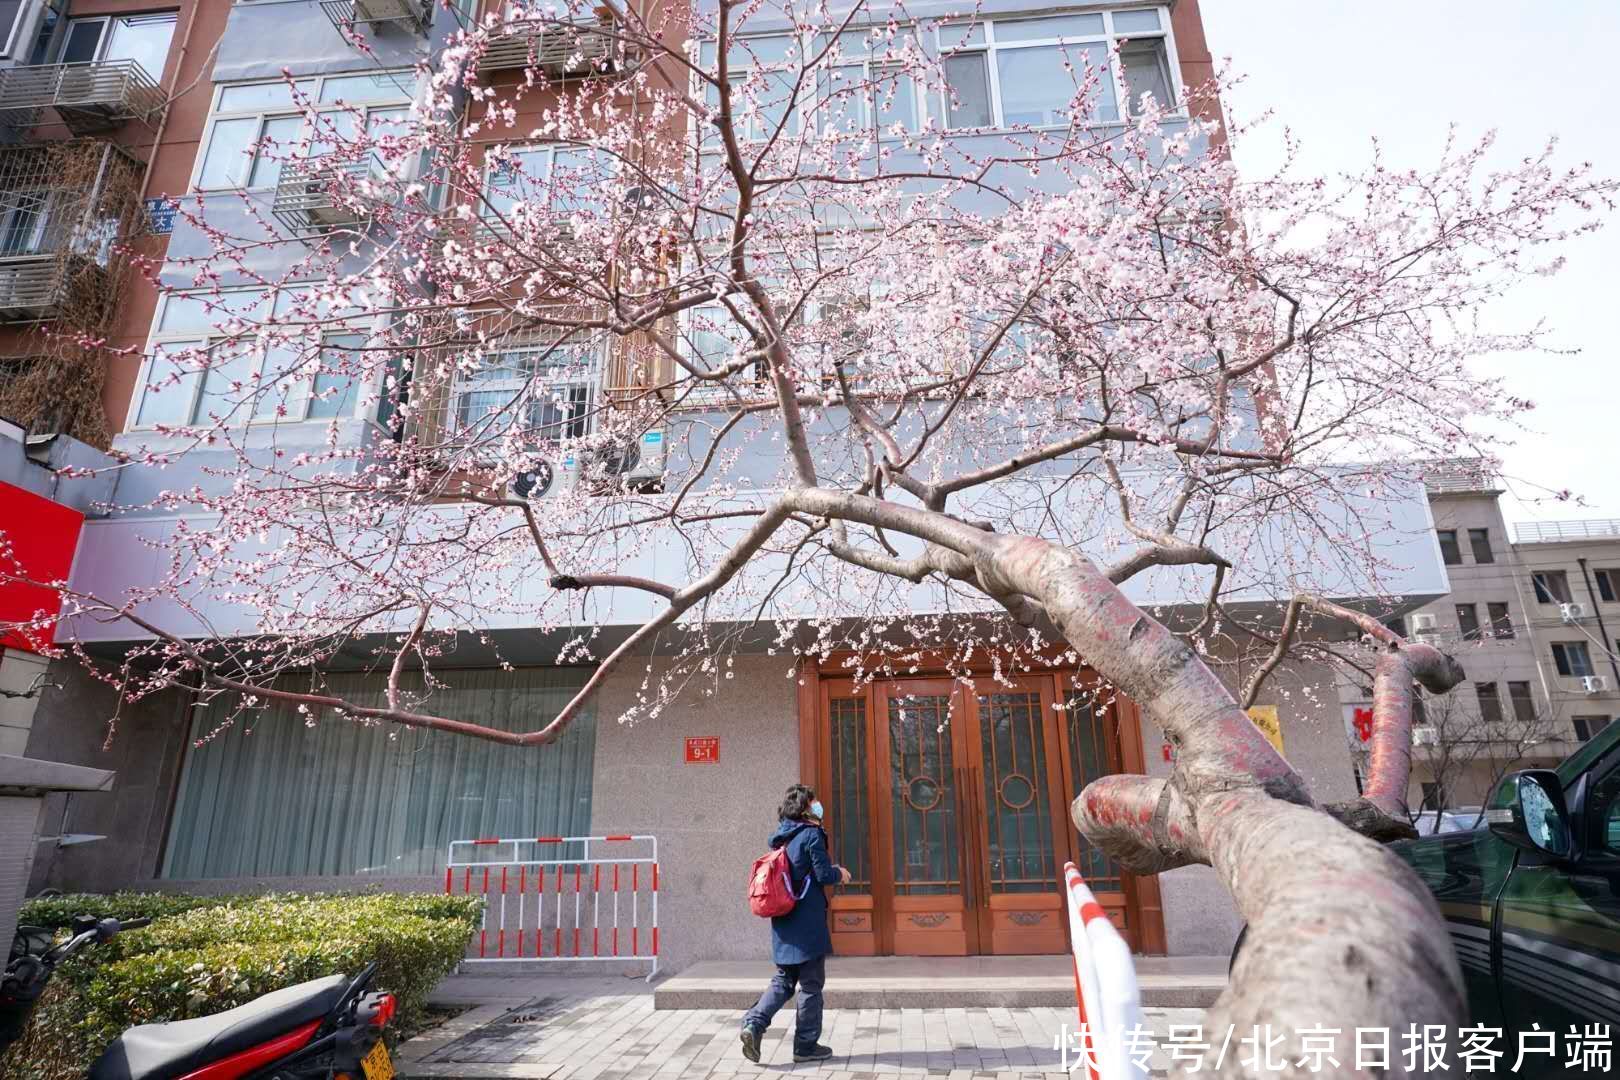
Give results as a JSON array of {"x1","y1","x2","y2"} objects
[
  {"x1": 160, "y1": 667, "x2": 596, "y2": 878},
  {"x1": 1508, "y1": 681, "x2": 1536, "y2": 725},
  {"x1": 1474, "y1": 682, "x2": 1503, "y2": 725},
  {"x1": 1436, "y1": 530, "x2": 1461, "y2": 566},
  {"x1": 1381, "y1": 614, "x2": 1406, "y2": 639},
  {"x1": 1467, "y1": 528, "x2": 1494, "y2": 564},
  {"x1": 1532, "y1": 570, "x2": 1572, "y2": 605},
  {"x1": 817, "y1": 30, "x2": 924, "y2": 135},
  {"x1": 1596, "y1": 569, "x2": 1619, "y2": 603},
  {"x1": 1419, "y1": 782, "x2": 1444, "y2": 812},
  {"x1": 1573, "y1": 715, "x2": 1611, "y2": 743},
  {"x1": 450, "y1": 335, "x2": 601, "y2": 443},
  {"x1": 481, "y1": 143, "x2": 609, "y2": 223},
  {"x1": 1456, "y1": 604, "x2": 1480, "y2": 642},
  {"x1": 47, "y1": 11, "x2": 177, "y2": 79},
  {"x1": 1487, "y1": 602, "x2": 1514, "y2": 639},
  {"x1": 699, "y1": 34, "x2": 800, "y2": 143},
  {"x1": 1551, "y1": 641, "x2": 1595, "y2": 679},
  {"x1": 1589, "y1": 756, "x2": 1620, "y2": 855},
  {"x1": 194, "y1": 72, "x2": 412, "y2": 191},
  {"x1": 938, "y1": 12, "x2": 1128, "y2": 129},
  {"x1": 133, "y1": 289, "x2": 372, "y2": 429}
]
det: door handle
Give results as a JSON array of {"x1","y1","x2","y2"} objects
[{"x1": 956, "y1": 765, "x2": 975, "y2": 911}]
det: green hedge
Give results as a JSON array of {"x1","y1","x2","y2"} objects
[{"x1": 1, "y1": 892, "x2": 481, "y2": 1080}]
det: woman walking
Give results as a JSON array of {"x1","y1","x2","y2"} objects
[{"x1": 740, "y1": 783, "x2": 850, "y2": 1063}]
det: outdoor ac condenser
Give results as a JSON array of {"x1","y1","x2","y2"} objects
[{"x1": 353, "y1": 0, "x2": 419, "y2": 23}]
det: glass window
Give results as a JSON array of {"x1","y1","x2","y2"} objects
[
  {"x1": 1119, "y1": 38, "x2": 1173, "y2": 115},
  {"x1": 1111, "y1": 9, "x2": 1163, "y2": 33},
  {"x1": 1574, "y1": 715, "x2": 1612, "y2": 744},
  {"x1": 452, "y1": 340, "x2": 599, "y2": 441},
  {"x1": 199, "y1": 75, "x2": 407, "y2": 191},
  {"x1": 1456, "y1": 604, "x2": 1480, "y2": 641},
  {"x1": 135, "y1": 340, "x2": 201, "y2": 427},
  {"x1": 159, "y1": 667, "x2": 597, "y2": 879},
  {"x1": 196, "y1": 116, "x2": 257, "y2": 189},
  {"x1": 994, "y1": 14, "x2": 1106, "y2": 41},
  {"x1": 217, "y1": 81, "x2": 303, "y2": 113},
  {"x1": 58, "y1": 17, "x2": 103, "y2": 63},
  {"x1": 1596, "y1": 569, "x2": 1618, "y2": 603},
  {"x1": 1436, "y1": 530, "x2": 1461, "y2": 566},
  {"x1": 246, "y1": 114, "x2": 303, "y2": 190},
  {"x1": 318, "y1": 71, "x2": 414, "y2": 104},
  {"x1": 306, "y1": 333, "x2": 365, "y2": 420},
  {"x1": 1532, "y1": 571, "x2": 1572, "y2": 605},
  {"x1": 1552, "y1": 642, "x2": 1595, "y2": 678},
  {"x1": 943, "y1": 52, "x2": 992, "y2": 128},
  {"x1": 1468, "y1": 528, "x2": 1494, "y2": 564},
  {"x1": 483, "y1": 145, "x2": 608, "y2": 219},
  {"x1": 1508, "y1": 682, "x2": 1536, "y2": 725},
  {"x1": 1487, "y1": 602, "x2": 1514, "y2": 639},
  {"x1": 937, "y1": 22, "x2": 986, "y2": 50},
  {"x1": 99, "y1": 13, "x2": 177, "y2": 80},
  {"x1": 192, "y1": 344, "x2": 256, "y2": 423},
  {"x1": 1474, "y1": 682, "x2": 1502, "y2": 725}
]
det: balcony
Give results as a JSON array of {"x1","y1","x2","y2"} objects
[
  {"x1": 0, "y1": 60, "x2": 165, "y2": 136},
  {"x1": 0, "y1": 141, "x2": 143, "y2": 323},
  {"x1": 320, "y1": 0, "x2": 433, "y2": 38},
  {"x1": 480, "y1": 6, "x2": 626, "y2": 76},
  {"x1": 1514, "y1": 519, "x2": 1620, "y2": 544},
  {"x1": 271, "y1": 156, "x2": 377, "y2": 236}
]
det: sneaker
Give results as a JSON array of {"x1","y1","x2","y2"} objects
[
  {"x1": 740, "y1": 1026, "x2": 762, "y2": 1063},
  {"x1": 792, "y1": 1044, "x2": 834, "y2": 1062}
]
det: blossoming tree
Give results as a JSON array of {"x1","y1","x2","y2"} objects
[{"x1": 9, "y1": 1, "x2": 1614, "y2": 1073}]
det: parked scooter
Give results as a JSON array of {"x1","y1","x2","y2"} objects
[{"x1": 1, "y1": 915, "x2": 397, "y2": 1080}]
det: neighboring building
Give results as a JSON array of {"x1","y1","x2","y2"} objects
[
  {"x1": 11, "y1": 0, "x2": 1448, "y2": 973},
  {"x1": 1364, "y1": 460, "x2": 1620, "y2": 812}
]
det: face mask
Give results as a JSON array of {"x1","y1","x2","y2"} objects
[{"x1": 810, "y1": 800, "x2": 825, "y2": 820}]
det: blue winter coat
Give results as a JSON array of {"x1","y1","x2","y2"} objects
[{"x1": 765, "y1": 818, "x2": 842, "y2": 964}]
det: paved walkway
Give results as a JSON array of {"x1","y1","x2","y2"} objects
[{"x1": 400, "y1": 979, "x2": 1204, "y2": 1079}]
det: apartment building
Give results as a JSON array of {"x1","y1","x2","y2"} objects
[
  {"x1": 1381, "y1": 461, "x2": 1620, "y2": 810},
  {"x1": 5, "y1": 0, "x2": 1452, "y2": 972}
]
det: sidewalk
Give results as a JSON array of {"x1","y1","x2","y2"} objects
[{"x1": 400, "y1": 977, "x2": 1204, "y2": 1079}]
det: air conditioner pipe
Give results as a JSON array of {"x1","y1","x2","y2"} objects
[{"x1": 1576, "y1": 558, "x2": 1620, "y2": 687}]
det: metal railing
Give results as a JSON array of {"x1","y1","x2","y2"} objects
[
  {"x1": 271, "y1": 156, "x2": 375, "y2": 235},
  {"x1": 445, "y1": 833, "x2": 659, "y2": 979},
  {"x1": 1514, "y1": 519, "x2": 1620, "y2": 544},
  {"x1": 481, "y1": 12, "x2": 623, "y2": 75},
  {"x1": 320, "y1": 0, "x2": 433, "y2": 38},
  {"x1": 0, "y1": 59, "x2": 164, "y2": 134}
]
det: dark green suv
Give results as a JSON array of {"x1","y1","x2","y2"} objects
[{"x1": 1392, "y1": 719, "x2": 1620, "y2": 1067}]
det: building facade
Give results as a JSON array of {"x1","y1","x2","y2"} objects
[
  {"x1": 5, "y1": 0, "x2": 1453, "y2": 974},
  {"x1": 1368, "y1": 461, "x2": 1620, "y2": 812}
]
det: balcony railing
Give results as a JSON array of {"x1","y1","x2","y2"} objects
[
  {"x1": 1514, "y1": 519, "x2": 1620, "y2": 544},
  {"x1": 481, "y1": 9, "x2": 625, "y2": 76},
  {"x1": 320, "y1": 0, "x2": 433, "y2": 38},
  {"x1": 272, "y1": 156, "x2": 375, "y2": 235},
  {"x1": 0, "y1": 59, "x2": 165, "y2": 135}
]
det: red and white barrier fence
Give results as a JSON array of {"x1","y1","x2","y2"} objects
[
  {"x1": 445, "y1": 834, "x2": 659, "y2": 980},
  {"x1": 1063, "y1": 861, "x2": 1146, "y2": 1080}
]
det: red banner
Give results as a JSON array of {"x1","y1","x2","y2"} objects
[{"x1": 0, "y1": 481, "x2": 84, "y2": 652}]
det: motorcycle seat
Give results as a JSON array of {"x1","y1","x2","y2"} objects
[{"x1": 87, "y1": 973, "x2": 349, "y2": 1080}]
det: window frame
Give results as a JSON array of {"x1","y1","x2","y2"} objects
[
  {"x1": 1474, "y1": 681, "x2": 1503, "y2": 726},
  {"x1": 1508, "y1": 681, "x2": 1536, "y2": 725},
  {"x1": 933, "y1": 6, "x2": 1181, "y2": 133},
  {"x1": 1595, "y1": 568, "x2": 1618, "y2": 604},
  {"x1": 1467, "y1": 527, "x2": 1494, "y2": 564},
  {"x1": 1532, "y1": 570, "x2": 1572, "y2": 605},
  {"x1": 190, "y1": 71, "x2": 414, "y2": 194},
  {"x1": 1487, "y1": 601, "x2": 1514, "y2": 640},
  {"x1": 1455, "y1": 602, "x2": 1480, "y2": 642},
  {"x1": 1436, "y1": 529, "x2": 1462, "y2": 566},
  {"x1": 446, "y1": 334, "x2": 605, "y2": 447},
  {"x1": 1573, "y1": 715, "x2": 1612, "y2": 744},
  {"x1": 129, "y1": 288, "x2": 376, "y2": 431},
  {"x1": 1552, "y1": 641, "x2": 1595, "y2": 679},
  {"x1": 477, "y1": 141, "x2": 615, "y2": 224}
]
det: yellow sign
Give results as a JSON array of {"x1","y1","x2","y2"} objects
[{"x1": 1247, "y1": 705, "x2": 1284, "y2": 755}]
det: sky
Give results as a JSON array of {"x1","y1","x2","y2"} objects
[{"x1": 1201, "y1": 0, "x2": 1620, "y2": 527}]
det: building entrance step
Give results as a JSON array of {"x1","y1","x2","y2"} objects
[{"x1": 652, "y1": 955, "x2": 1227, "y2": 1010}]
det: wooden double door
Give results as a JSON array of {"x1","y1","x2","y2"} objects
[{"x1": 806, "y1": 668, "x2": 1163, "y2": 956}]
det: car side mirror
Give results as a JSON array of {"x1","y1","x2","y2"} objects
[{"x1": 1486, "y1": 769, "x2": 1573, "y2": 859}]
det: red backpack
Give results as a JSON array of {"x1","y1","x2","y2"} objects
[{"x1": 748, "y1": 846, "x2": 810, "y2": 917}]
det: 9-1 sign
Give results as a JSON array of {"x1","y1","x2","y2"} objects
[{"x1": 684, "y1": 736, "x2": 719, "y2": 764}]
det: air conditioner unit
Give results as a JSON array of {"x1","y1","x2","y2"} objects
[
  {"x1": 1560, "y1": 602, "x2": 1588, "y2": 624},
  {"x1": 353, "y1": 0, "x2": 421, "y2": 24},
  {"x1": 1409, "y1": 613, "x2": 1437, "y2": 632},
  {"x1": 1581, "y1": 675, "x2": 1610, "y2": 695},
  {"x1": 1412, "y1": 726, "x2": 1438, "y2": 746},
  {"x1": 626, "y1": 426, "x2": 665, "y2": 491},
  {"x1": 577, "y1": 429, "x2": 664, "y2": 494},
  {"x1": 504, "y1": 456, "x2": 574, "y2": 500},
  {"x1": 532, "y1": 21, "x2": 613, "y2": 76}
]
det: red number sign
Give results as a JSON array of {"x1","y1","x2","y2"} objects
[{"x1": 685, "y1": 737, "x2": 720, "y2": 764}]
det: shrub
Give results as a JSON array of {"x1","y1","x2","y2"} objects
[
  {"x1": 0, "y1": 892, "x2": 480, "y2": 1080},
  {"x1": 16, "y1": 892, "x2": 246, "y2": 931}
]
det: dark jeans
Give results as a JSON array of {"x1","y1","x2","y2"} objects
[{"x1": 742, "y1": 956, "x2": 826, "y2": 1050}]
